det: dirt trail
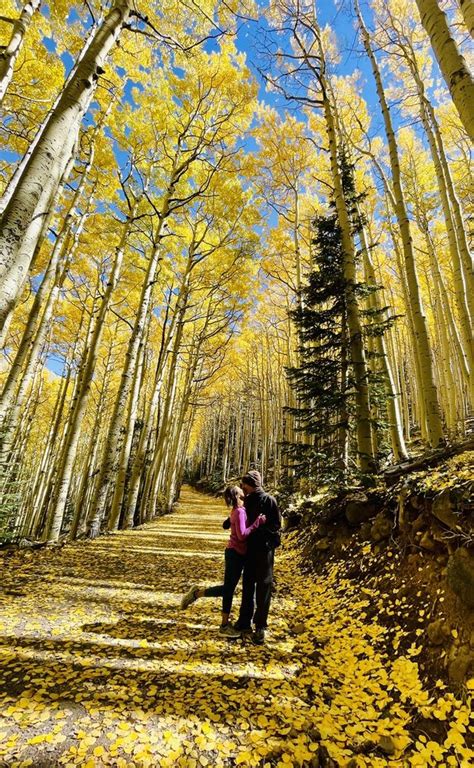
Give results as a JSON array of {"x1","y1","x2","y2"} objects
[{"x1": 0, "y1": 487, "x2": 472, "y2": 767}]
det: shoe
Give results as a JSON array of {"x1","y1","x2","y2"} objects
[
  {"x1": 233, "y1": 623, "x2": 252, "y2": 638},
  {"x1": 219, "y1": 624, "x2": 241, "y2": 639},
  {"x1": 251, "y1": 628, "x2": 265, "y2": 645},
  {"x1": 180, "y1": 585, "x2": 199, "y2": 609}
]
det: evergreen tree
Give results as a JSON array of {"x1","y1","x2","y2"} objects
[
  {"x1": 285, "y1": 203, "x2": 350, "y2": 484},
  {"x1": 285, "y1": 150, "x2": 394, "y2": 484}
]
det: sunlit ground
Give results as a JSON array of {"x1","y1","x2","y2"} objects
[{"x1": 0, "y1": 487, "x2": 472, "y2": 767}]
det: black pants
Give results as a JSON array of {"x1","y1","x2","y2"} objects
[
  {"x1": 237, "y1": 547, "x2": 274, "y2": 630},
  {"x1": 204, "y1": 547, "x2": 245, "y2": 615}
]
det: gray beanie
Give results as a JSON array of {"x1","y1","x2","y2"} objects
[{"x1": 242, "y1": 470, "x2": 262, "y2": 488}]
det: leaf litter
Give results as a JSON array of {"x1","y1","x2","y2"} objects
[{"x1": 0, "y1": 487, "x2": 472, "y2": 767}]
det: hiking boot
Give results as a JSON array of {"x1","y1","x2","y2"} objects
[
  {"x1": 180, "y1": 585, "x2": 199, "y2": 610},
  {"x1": 219, "y1": 624, "x2": 241, "y2": 639},
  {"x1": 251, "y1": 628, "x2": 265, "y2": 645},
  {"x1": 233, "y1": 623, "x2": 253, "y2": 638}
]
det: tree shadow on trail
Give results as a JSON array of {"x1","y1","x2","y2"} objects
[{"x1": 0, "y1": 633, "x2": 302, "y2": 732}]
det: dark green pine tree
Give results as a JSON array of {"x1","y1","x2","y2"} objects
[
  {"x1": 285, "y1": 203, "x2": 350, "y2": 483},
  {"x1": 285, "y1": 149, "x2": 394, "y2": 485}
]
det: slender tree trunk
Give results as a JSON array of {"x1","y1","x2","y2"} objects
[
  {"x1": 359, "y1": 223, "x2": 408, "y2": 460},
  {"x1": 405, "y1": 55, "x2": 474, "y2": 375},
  {"x1": 0, "y1": 0, "x2": 41, "y2": 104},
  {"x1": 107, "y1": 323, "x2": 148, "y2": 531},
  {"x1": 0, "y1": 0, "x2": 131, "y2": 327},
  {"x1": 322, "y1": 94, "x2": 376, "y2": 472},
  {"x1": 0, "y1": 202, "x2": 89, "y2": 428},
  {"x1": 27, "y1": 315, "x2": 84, "y2": 536},
  {"x1": 355, "y1": 0, "x2": 444, "y2": 447},
  {"x1": 69, "y1": 340, "x2": 114, "y2": 539},
  {"x1": 43, "y1": 201, "x2": 136, "y2": 543},
  {"x1": 458, "y1": 0, "x2": 474, "y2": 34},
  {"x1": 123, "y1": 300, "x2": 178, "y2": 528},
  {"x1": 414, "y1": 0, "x2": 474, "y2": 141},
  {"x1": 88, "y1": 191, "x2": 173, "y2": 536}
]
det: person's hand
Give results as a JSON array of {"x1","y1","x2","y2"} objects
[
  {"x1": 257, "y1": 514, "x2": 266, "y2": 526},
  {"x1": 222, "y1": 517, "x2": 231, "y2": 530}
]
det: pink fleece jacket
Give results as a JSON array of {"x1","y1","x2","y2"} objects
[{"x1": 227, "y1": 506, "x2": 263, "y2": 555}]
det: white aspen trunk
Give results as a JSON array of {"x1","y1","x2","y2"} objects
[
  {"x1": 123, "y1": 313, "x2": 177, "y2": 528},
  {"x1": 0, "y1": 307, "x2": 13, "y2": 351},
  {"x1": 26, "y1": 318, "x2": 82, "y2": 536},
  {"x1": 0, "y1": 0, "x2": 131, "y2": 327},
  {"x1": 458, "y1": 0, "x2": 474, "y2": 34},
  {"x1": 387, "y1": 214, "x2": 428, "y2": 441},
  {"x1": 356, "y1": 0, "x2": 444, "y2": 447},
  {"x1": 427, "y1": 257, "x2": 459, "y2": 434},
  {"x1": 413, "y1": 195, "x2": 472, "y2": 400},
  {"x1": 42, "y1": 303, "x2": 99, "y2": 542},
  {"x1": 322, "y1": 93, "x2": 376, "y2": 472},
  {"x1": 408, "y1": 60, "x2": 474, "y2": 375},
  {"x1": 88, "y1": 197, "x2": 172, "y2": 537},
  {"x1": 0, "y1": 204, "x2": 88, "y2": 428},
  {"x1": 123, "y1": 377, "x2": 162, "y2": 529},
  {"x1": 0, "y1": 15, "x2": 101, "y2": 218},
  {"x1": 0, "y1": 0, "x2": 42, "y2": 104},
  {"x1": 43, "y1": 204, "x2": 135, "y2": 543},
  {"x1": 359, "y1": 224, "x2": 408, "y2": 460},
  {"x1": 69, "y1": 341, "x2": 114, "y2": 539},
  {"x1": 107, "y1": 323, "x2": 148, "y2": 531},
  {"x1": 414, "y1": 0, "x2": 474, "y2": 141},
  {"x1": 427, "y1": 99, "x2": 474, "y2": 310},
  {"x1": 141, "y1": 289, "x2": 189, "y2": 520}
]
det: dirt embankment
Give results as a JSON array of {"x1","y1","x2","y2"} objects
[{"x1": 283, "y1": 451, "x2": 474, "y2": 692}]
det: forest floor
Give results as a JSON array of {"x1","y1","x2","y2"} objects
[{"x1": 0, "y1": 487, "x2": 472, "y2": 768}]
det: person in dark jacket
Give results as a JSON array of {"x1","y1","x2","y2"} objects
[{"x1": 232, "y1": 470, "x2": 281, "y2": 645}]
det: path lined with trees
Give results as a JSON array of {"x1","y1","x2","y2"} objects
[
  {"x1": 1, "y1": 487, "x2": 472, "y2": 767},
  {"x1": 0, "y1": 0, "x2": 473, "y2": 542}
]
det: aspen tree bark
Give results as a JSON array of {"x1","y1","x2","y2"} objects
[
  {"x1": 458, "y1": 0, "x2": 474, "y2": 34},
  {"x1": 88, "y1": 199, "x2": 172, "y2": 536},
  {"x1": 386, "y1": 210, "x2": 428, "y2": 441},
  {"x1": 107, "y1": 323, "x2": 148, "y2": 531},
  {"x1": 392, "y1": 34, "x2": 474, "y2": 374},
  {"x1": 414, "y1": 0, "x2": 474, "y2": 141},
  {"x1": 427, "y1": 101, "x2": 474, "y2": 310},
  {"x1": 0, "y1": 223, "x2": 84, "y2": 465},
  {"x1": 159, "y1": 351, "x2": 200, "y2": 510},
  {"x1": 69, "y1": 340, "x2": 114, "y2": 539},
  {"x1": 409, "y1": 165, "x2": 473, "y2": 403},
  {"x1": 0, "y1": 0, "x2": 41, "y2": 104},
  {"x1": 359, "y1": 223, "x2": 408, "y2": 461},
  {"x1": 424, "y1": 236, "x2": 460, "y2": 433},
  {"x1": 0, "y1": 0, "x2": 132, "y2": 328},
  {"x1": 321, "y1": 99, "x2": 376, "y2": 471},
  {"x1": 123, "y1": 293, "x2": 181, "y2": 527},
  {"x1": 43, "y1": 199, "x2": 138, "y2": 543},
  {"x1": 0, "y1": 202, "x2": 88, "y2": 428},
  {"x1": 140, "y1": 278, "x2": 190, "y2": 521},
  {"x1": 26, "y1": 314, "x2": 84, "y2": 536},
  {"x1": 355, "y1": 0, "x2": 444, "y2": 447}
]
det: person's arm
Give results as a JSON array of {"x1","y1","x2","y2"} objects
[{"x1": 235, "y1": 507, "x2": 265, "y2": 541}]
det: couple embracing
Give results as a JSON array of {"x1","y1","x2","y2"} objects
[{"x1": 180, "y1": 471, "x2": 281, "y2": 646}]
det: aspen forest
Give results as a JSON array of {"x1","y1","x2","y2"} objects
[{"x1": 0, "y1": 1, "x2": 473, "y2": 767}]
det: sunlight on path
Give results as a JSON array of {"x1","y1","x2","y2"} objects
[{"x1": 0, "y1": 487, "x2": 472, "y2": 767}]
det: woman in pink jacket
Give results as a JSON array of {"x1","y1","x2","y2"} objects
[{"x1": 180, "y1": 485, "x2": 265, "y2": 637}]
